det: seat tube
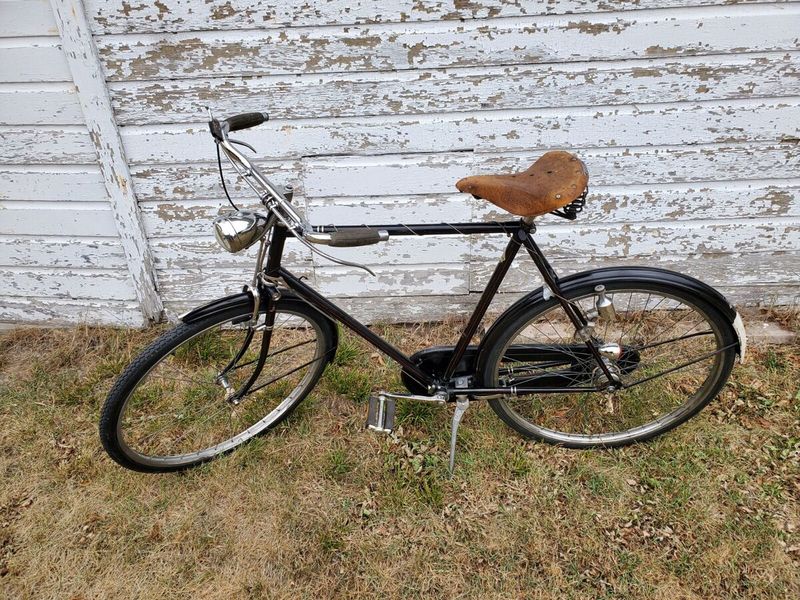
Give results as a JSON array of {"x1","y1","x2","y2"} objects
[{"x1": 442, "y1": 228, "x2": 524, "y2": 380}]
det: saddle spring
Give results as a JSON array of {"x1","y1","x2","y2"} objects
[{"x1": 550, "y1": 187, "x2": 589, "y2": 221}]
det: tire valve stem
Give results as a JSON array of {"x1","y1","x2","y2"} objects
[{"x1": 595, "y1": 285, "x2": 616, "y2": 322}]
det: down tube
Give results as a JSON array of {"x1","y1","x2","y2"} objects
[{"x1": 277, "y1": 268, "x2": 435, "y2": 390}]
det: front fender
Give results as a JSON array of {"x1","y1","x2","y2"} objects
[{"x1": 179, "y1": 291, "x2": 254, "y2": 324}]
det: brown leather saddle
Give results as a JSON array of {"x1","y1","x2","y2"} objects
[{"x1": 456, "y1": 151, "x2": 589, "y2": 218}]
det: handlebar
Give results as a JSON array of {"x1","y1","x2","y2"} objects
[
  {"x1": 325, "y1": 228, "x2": 390, "y2": 247},
  {"x1": 210, "y1": 111, "x2": 390, "y2": 251},
  {"x1": 209, "y1": 112, "x2": 269, "y2": 140}
]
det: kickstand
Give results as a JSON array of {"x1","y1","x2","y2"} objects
[{"x1": 448, "y1": 396, "x2": 470, "y2": 477}]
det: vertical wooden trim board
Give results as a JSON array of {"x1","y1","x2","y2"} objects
[{"x1": 48, "y1": 0, "x2": 163, "y2": 322}]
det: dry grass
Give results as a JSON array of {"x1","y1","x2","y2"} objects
[{"x1": 1, "y1": 317, "x2": 799, "y2": 599}]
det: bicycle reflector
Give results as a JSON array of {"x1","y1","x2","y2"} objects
[{"x1": 213, "y1": 210, "x2": 270, "y2": 253}]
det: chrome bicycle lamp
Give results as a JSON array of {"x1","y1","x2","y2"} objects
[{"x1": 213, "y1": 211, "x2": 270, "y2": 253}]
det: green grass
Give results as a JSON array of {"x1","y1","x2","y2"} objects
[{"x1": 0, "y1": 322, "x2": 798, "y2": 598}]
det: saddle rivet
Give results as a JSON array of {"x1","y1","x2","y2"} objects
[{"x1": 555, "y1": 193, "x2": 562, "y2": 199}]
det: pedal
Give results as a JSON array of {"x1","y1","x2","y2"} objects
[{"x1": 366, "y1": 394, "x2": 395, "y2": 434}]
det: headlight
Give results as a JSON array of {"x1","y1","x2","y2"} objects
[{"x1": 213, "y1": 211, "x2": 270, "y2": 253}]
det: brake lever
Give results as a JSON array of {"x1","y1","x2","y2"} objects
[{"x1": 229, "y1": 138, "x2": 257, "y2": 153}]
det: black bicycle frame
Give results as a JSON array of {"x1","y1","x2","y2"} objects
[{"x1": 266, "y1": 219, "x2": 610, "y2": 398}]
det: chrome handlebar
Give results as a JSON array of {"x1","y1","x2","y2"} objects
[
  {"x1": 218, "y1": 137, "x2": 388, "y2": 247},
  {"x1": 213, "y1": 120, "x2": 387, "y2": 274}
]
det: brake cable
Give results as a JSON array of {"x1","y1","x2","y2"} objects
[{"x1": 217, "y1": 142, "x2": 240, "y2": 211}]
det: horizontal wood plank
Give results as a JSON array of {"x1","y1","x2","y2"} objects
[
  {"x1": 149, "y1": 237, "x2": 311, "y2": 269},
  {"x1": 0, "y1": 166, "x2": 108, "y2": 201},
  {"x1": 155, "y1": 263, "x2": 469, "y2": 301},
  {"x1": 472, "y1": 220, "x2": 800, "y2": 261},
  {"x1": 161, "y1": 283, "x2": 800, "y2": 325},
  {"x1": 471, "y1": 252, "x2": 800, "y2": 292},
  {"x1": 0, "y1": 42, "x2": 70, "y2": 82},
  {"x1": 108, "y1": 52, "x2": 800, "y2": 124},
  {"x1": 119, "y1": 98, "x2": 800, "y2": 163},
  {"x1": 0, "y1": 126, "x2": 96, "y2": 164},
  {"x1": 155, "y1": 267, "x2": 315, "y2": 302},
  {"x1": 0, "y1": 297, "x2": 144, "y2": 327},
  {"x1": 96, "y1": 5, "x2": 800, "y2": 81},
  {"x1": 476, "y1": 181, "x2": 800, "y2": 223},
  {"x1": 0, "y1": 267, "x2": 136, "y2": 300},
  {"x1": 0, "y1": 0, "x2": 59, "y2": 37},
  {"x1": 0, "y1": 202, "x2": 119, "y2": 236},
  {"x1": 0, "y1": 236, "x2": 126, "y2": 269},
  {"x1": 85, "y1": 1, "x2": 787, "y2": 34},
  {"x1": 130, "y1": 161, "x2": 302, "y2": 202},
  {"x1": 0, "y1": 84, "x2": 84, "y2": 125},
  {"x1": 302, "y1": 142, "x2": 800, "y2": 197},
  {"x1": 307, "y1": 181, "x2": 800, "y2": 225}
]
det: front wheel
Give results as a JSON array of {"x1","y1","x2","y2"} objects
[
  {"x1": 478, "y1": 277, "x2": 738, "y2": 448},
  {"x1": 100, "y1": 298, "x2": 337, "y2": 472}
]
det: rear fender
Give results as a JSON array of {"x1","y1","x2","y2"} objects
[{"x1": 479, "y1": 266, "x2": 742, "y2": 360}]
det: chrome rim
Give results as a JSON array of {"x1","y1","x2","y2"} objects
[{"x1": 117, "y1": 310, "x2": 325, "y2": 467}]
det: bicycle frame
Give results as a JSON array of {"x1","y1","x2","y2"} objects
[
  {"x1": 262, "y1": 218, "x2": 616, "y2": 400},
  {"x1": 210, "y1": 125, "x2": 617, "y2": 401}
]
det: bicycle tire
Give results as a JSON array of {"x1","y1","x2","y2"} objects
[{"x1": 100, "y1": 299, "x2": 337, "y2": 472}]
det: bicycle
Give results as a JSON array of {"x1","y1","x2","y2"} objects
[{"x1": 99, "y1": 112, "x2": 747, "y2": 474}]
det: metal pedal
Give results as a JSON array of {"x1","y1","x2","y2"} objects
[{"x1": 366, "y1": 394, "x2": 395, "y2": 433}]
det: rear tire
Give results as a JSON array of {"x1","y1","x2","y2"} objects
[
  {"x1": 100, "y1": 299, "x2": 336, "y2": 472},
  {"x1": 478, "y1": 276, "x2": 737, "y2": 448}
]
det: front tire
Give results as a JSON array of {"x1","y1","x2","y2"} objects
[
  {"x1": 478, "y1": 276, "x2": 738, "y2": 448},
  {"x1": 100, "y1": 299, "x2": 337, "y2": 472}
]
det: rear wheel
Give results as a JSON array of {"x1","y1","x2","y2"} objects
[
  {"x1": 478, "y1": 279, "x2": 737, "y2": 448},
  {"x1": 100, "y1": 299, "x2": 336, "y2": 472}
]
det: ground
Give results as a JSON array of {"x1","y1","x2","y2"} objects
[{"x1": 0, "y1": 313, "x2": 798, "y2": 599}]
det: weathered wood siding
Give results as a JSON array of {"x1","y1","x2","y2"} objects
[
  {"x1": 0, "y1": 0, "x2": 143, "y2": 326},
  {"x1": 2, "y1": 0, "x2": 799, "y2": 325}
]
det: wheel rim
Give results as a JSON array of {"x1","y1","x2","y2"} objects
[
  {"x1": 117, "y1": 309, "x2": 326, "y2": 467},
  {"x1": 490, "y1": 287, "x2": 731, "y2": 445}
]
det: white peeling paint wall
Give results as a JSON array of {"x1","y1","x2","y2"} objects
[
  {"x1": 0, "y1": 0, "x2": 144, "y2": 326},
  {"x1": 1, "y1": 0, "x2": 799, "y2": 326}
]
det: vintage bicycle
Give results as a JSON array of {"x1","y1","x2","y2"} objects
[{"x1": 99, "y1": 112, "x2": 747, "y2": 473}]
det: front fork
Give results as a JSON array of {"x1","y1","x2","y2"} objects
[
  {"x1": 215, "y1": 280, "x2": 281, "y2": 405},
  {"x1": 215, "y1": 224, "x2": 284, "y2": 404}
]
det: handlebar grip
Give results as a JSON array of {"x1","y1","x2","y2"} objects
[
  {"x1": 327, "y1": 228, "x2": 389, "y2": 247},
  {"x1": 225, "y1": 112, "x2": 269, "y2": 132}
]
